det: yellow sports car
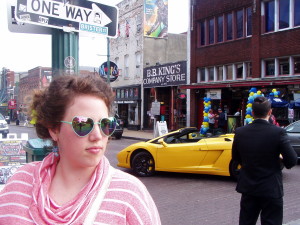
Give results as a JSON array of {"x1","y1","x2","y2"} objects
[{"x1": 117, "y1": 127, "x2": 240, "y2": 179}]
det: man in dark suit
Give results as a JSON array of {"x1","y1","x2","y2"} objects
[{"x1": 232, "y1": 96, "x2": 297, "y2": 225}]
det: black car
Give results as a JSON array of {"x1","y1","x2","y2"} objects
[{"x1": 285, "y1": 120, "x2": 300, "y2": 160}]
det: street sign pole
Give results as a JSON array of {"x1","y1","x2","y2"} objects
[
  {"x1": 107, "y1": 37, "x2": 110, "y2": 84},
  {"x1": 52, "y1": 29, "x2": 79, "y2": 77}
]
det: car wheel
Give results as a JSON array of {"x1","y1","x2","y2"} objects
[
  {"x1": 132, "y1": 152, "x2": 155, "y2": 177},
  {"x1": 229, "y1": 160, "x2": 240, "y2": 180}
]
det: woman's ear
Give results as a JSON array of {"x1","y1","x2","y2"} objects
[{"x1": 49, "y1": 128, "x2": 59, "y2": 142}]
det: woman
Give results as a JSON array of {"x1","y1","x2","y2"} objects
[{"x1": 0, "y1": 75, "x2": 161, "y2": 225}]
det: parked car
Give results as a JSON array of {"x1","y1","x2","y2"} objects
[
  {"x1": 112, "y1": 116, "x2": 124, "y2": 139},
  {"x1": 0, "y1": 113, "x2": 9, "y2": 138},
  {"x1": 117, "y1": 127, "x2": 240, "y2": 179},
  {"x1": 285, "y1": 120, "x2": 300, "y2": 160}
]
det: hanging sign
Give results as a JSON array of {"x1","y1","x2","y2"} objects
[{"x1": 99, "y1": 61, "x2": 119, "y2": 82}]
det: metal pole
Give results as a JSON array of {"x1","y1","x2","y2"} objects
[{"x1": 107, "y1": 37, "x2": 110, "y2": 84}]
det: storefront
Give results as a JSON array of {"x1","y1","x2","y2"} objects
[
  {"x1": 114, "y1": 85, "x2": 141, "y2": 130},
  {"x1": 143, "y1": 61, "x2": 187, "y2": 130}
]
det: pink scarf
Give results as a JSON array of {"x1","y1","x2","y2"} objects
[{"x1": 28, "y1": 152, "x2": 110, "y2": 225}]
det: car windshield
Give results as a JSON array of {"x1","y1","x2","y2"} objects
[
  {"x1": 0, "y1": 114, "x2": 4, "y2": 120},
  {"x1": 286, "y1": 121, "x2": 300, "y2": 133}
]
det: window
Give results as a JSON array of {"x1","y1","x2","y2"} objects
[
  {"x1": 246, "y1": 7, "x2": 252, "y2": 36},
  {"x1": 217, "y1": 66, "x2": 223, "y2": 80},
  {"x1": 200, "y1": 21, "x2": 206, "y2": 46},
  {"x1": 265, "y1": 0, "x2": 275, "y2": 32},
  {"x1": 295, "y1": 0, "x2": 300, "y2": 26},
  {"x1": 279, "y1": 58, "x2": 289, "y2": 75},
  {"x1": 236, "y1": 63, "x2": 243, "y2": 79},
  {"x1": 236, "y1": 10, "x2": 244, "y2": 38},
  {"x1": 135, "y1": 52, "x2": 141, "y2": 77},
  {"x1": 217, "y1": 16, "x2": 223, "y2": 42},
  {"x1": 197, "y1": 68, "x2": 205, "y2": 82},
  {"x1": 279, "y1": 0, "x2": 290, "y2": 29},
  {"x1": 226, "y1": 13, "x2": 233, "y2": 40},
  {"x1": 124, "y1": 54, "x2": 129, "y2": 78},
  {"x1": 246, "y1": 62, "x2": 252, "y2": 78},
  {"x1": 209, "y1": 18, "x2": 215, "y2": 44},
  {"x1": 208, "y1": 67, "x2": 214, "y2": 81},
  {"x1": 226, "y1": 65, "x2": 233, "y2": 80},
  {"x1": 265, "y1": 59, "x2": 275, "y2": 76},
  {"x1": 294, "y1": 56, "x2": 300, "y2": 74}
]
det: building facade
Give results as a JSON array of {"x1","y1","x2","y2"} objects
[
  {"x1": 184, "y1": 0, "x2": 300, "y2": 128},
  {"x1": 110, "y1": 0, "x2": 187, "y2": 130}
]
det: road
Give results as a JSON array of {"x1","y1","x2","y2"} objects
[{"x1": 7, "y1": 126, "x2": 300, "y2": 225}]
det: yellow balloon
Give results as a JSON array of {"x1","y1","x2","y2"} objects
[
  {"x1": 257, "y1": 91, "x2": 261, "y2": 95},
  {"x1": 246, "y1": 115, "x2": 251, "y2": 118},
  {"x1": 204, "y1": 113, "x2": 208, "y2": 117},
  {"x1": 272, "y1": 89, "x2": 276, "y2": 92},
  {"x1": 250, "y1": 92, "x2": 254, "y2": 96}
]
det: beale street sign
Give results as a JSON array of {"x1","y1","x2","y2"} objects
[{"x1": 15, "y1": 0, "x2": 119, "y2": 37}]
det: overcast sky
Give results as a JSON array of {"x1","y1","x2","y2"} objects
[{"x1": 0, "y1": 0, "x2": 189, "y2": 72}]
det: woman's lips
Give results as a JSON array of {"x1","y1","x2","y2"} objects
[{"x1": 86, "y1": 147, "x2": 103, "y2": 154}]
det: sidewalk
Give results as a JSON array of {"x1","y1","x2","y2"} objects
[{"x1": 8, "y1": 121, "x2": 153, "y2": 141}]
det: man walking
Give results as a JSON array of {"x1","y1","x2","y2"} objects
[{"x1": 232, "y1": 96, "x2": 297, "y2": 225}]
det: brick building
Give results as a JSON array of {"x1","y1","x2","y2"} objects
[{"x1": 182, "y1": 0, "x2": 300, "y2": 128}]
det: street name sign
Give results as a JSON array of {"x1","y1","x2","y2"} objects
[{"x1": 15, "y1": 0, "x2": 119, "y2": 37}]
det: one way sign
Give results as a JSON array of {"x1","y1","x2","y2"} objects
[{"x1": 15, "y1": 0, "x2": 119, "y2": 38}]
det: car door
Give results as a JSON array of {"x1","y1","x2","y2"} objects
[
  {"x1": 285, "y1": 122, "x2": 300, "y2": 157},
  {"x1": 156, "y1": 133, "x2": 208, "y2": 172}
]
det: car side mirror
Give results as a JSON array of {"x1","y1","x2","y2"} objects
[{"x1": 158, "y1": 138, "x2": 167, "y2": 147}]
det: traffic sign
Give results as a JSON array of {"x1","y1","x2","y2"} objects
[{"x1": 15, "y1": 0, "x2": 119, "y2": 38}]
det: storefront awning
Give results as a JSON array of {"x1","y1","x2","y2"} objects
[
  {"x1": 289, "y1": 99, "x2": 300, "y2": 109},
  {"x1": 180, "y1": 78, "x2": 300, "y2": 89},
  {"x1": 268, "y1": 97, "x2": 289, "y2": 108}
]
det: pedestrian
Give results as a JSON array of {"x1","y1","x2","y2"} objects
[
  {"x1": 232, "y1": 96, "x2": 297, "y2": 225},
  {"x1": 208, "y1": 108, "x2": 216, "y2": 130},
  {"x1": 216, "y1": 108, "x2": 226, "y2": 132},
  {"x1": 23, "y1": 114, "x2": 29, "y2": 127},
  {"x1": 0, "y1": 75, "x2": 161, "y2": 225},
  {"x1": 269, "y1": 112, "x2": 280, "y2": 127}
]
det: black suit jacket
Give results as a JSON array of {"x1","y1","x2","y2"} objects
[{"x1": 232, "y1": 119, "x2": 297, "y2": 198}]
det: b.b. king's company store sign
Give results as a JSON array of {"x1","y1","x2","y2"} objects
[{"x1": 143, "y1": 61, "x2": 187, "y2": 88}]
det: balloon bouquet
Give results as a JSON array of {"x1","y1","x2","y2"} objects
[
  {"x1": 245, "y1": 87, "x2": 265, "y2": 124},
  {"x1": 269, "y1": 88, "x2": 280, "y2": 98},
  {"x1": 200, "y1": 97, "x2": 211, "y2": 136}
]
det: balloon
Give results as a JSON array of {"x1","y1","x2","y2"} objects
[{"x1": 257, "y1": 91, "x2": 261, "y2": 95}]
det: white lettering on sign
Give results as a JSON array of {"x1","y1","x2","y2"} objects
[{"x1": 25, "y1": 0, "x2": 112, "y2": 26}]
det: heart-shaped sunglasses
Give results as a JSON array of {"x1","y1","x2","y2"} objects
[{"x1": 61, "y1": 116, "x2": 117, "y2": 137}]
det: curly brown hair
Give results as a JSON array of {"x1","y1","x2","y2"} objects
[{"x1": 30, "y1": 75, "x2": 115, "y2": 140}]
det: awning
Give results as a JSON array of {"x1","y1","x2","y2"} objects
[
  {"x1": 268, "y1": 97, "x2": 289, "y2": 108},
  {"x1": 180, "y1": 78, "x2": 300, "y2": 89},
  {"x1": 289, "y1": 98, "x2": 300, "y2": 109}
]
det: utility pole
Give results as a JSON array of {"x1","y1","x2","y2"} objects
[{"x1": 107, "y1": 37, "x2": 111, "y2": 84}]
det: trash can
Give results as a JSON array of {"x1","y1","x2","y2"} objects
[{"x1": 23, "y1": 138, "x2": 53, "y2": 163}]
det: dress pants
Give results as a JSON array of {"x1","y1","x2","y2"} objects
[{"x1": 239, "y1": 194, "x2": 283, "y2": 225}]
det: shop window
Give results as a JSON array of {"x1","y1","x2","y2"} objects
[
  {"x1": 236, "y1": 63, "x2": 243, "y2": 79},
  {"x1": 135, "y1": 52, "x2": 141, "y2": 77},
  {"x1": 279, "y1": 58, "x2": 289, "y2": 75},
  {"x1": 246, "y1": 62, "x2": 252, "y2": 78},
  {"x1": 295, "y1": 0, "x2": 300, "y2": 26},
  {"x1": 226, "y1": 65, "x2": 233, "y2": 80},
  {"x1": 279, "y1": 0, "x2": 290, "y2": 29},
  {"x1": 246, "y1": 7, "x2": 252, "y2": 36},
  {"x1": 121, "y1": 89, "x2": 125, "y2": 98},
  {"x1": 236, "y1": 9, "x2": 244, "y2": 38},
  {"x1": 208, "y1": 67, "x2": 214, "y2": 81},
  {"x1": 265, "y1": 59, "x2": 275, "y2": 76},
  {"x1": 217, "y1": 16, "x2": 223, "y2": 42},
  {"x1": 217, "y1": 66, "x2": 223, "y2": 81},
  {"x1": 209, "y1": 18, "x2": 215, "y2": 44},
  {"x1": 117, "y1": 89, "x2": 120, "y2": 98},
  {"x1": 294, "y1": 56, "x2": 300, "y2": 74},
  {"x1": 264, "y1": 0, "x2": 275, "y2": 32},
  {"x1": 226, "y1": 13, "x2": 233, "y2": 40}
]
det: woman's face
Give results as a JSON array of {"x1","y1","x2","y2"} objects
[{"x1": 49, "y1": 95, "x2": 110, "y2": 169}]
